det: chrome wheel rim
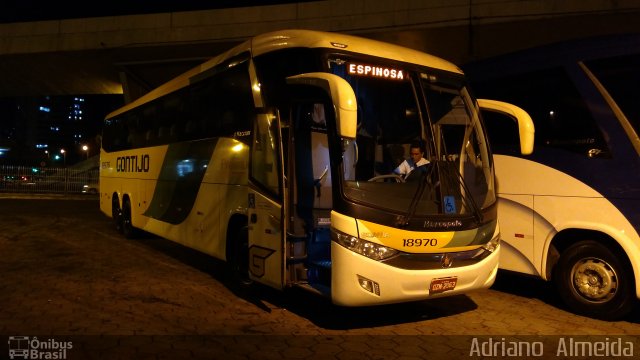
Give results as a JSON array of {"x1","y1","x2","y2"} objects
[{"x1": 570, "y1": 257, "x2": 617, "y2": 302}]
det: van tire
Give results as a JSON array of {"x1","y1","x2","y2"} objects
[{"x1": 553, "y1": 240, "x2": 634, "y2": 320}]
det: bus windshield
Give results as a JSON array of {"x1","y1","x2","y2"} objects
[{"x1": 330, "y1": 57, "x2": 494, "y2": 219}]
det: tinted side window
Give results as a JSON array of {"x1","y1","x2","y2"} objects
[
  {"x1": 253, "y1": 48, "x2": 321, "y2": 108},
  {"x1": 586, "y1": 53, "x2": 640, "y2": 139},
  {"x1": 471, "y1": 68, "x2": 609, "y2": 157},
  {"x1": 103, "y1": 55, "x2": 254, "y2": 152},
  {"x1": 190, "y1": 58, "x2": 254, "y2": 140}
]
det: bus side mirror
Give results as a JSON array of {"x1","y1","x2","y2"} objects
[
  {"x1": 286, "y1": 73, "x2": 357, "y2": 139},
  {"x1": 477, "y1": 99, "x2": 535, "y2": 155}
]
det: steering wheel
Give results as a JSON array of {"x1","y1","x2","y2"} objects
[{"x1": 367, "y1": 174, "x2": 405, "y2": 183}]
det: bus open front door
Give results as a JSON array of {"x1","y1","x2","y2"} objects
[
  {"x1": 247, "y1": 102, "x2": 334, "y2": 294},
  {"x1": 289, "y1": 100, "x2": 334, "y2": 295},
  {"x1": 247, "y1": 73, "x2": 357, "y2": 296},
  {"x1": 247, "y1": 112, "x2": 286, "y2": 290},
  {"x1": 283, "y1": 73, "x2": 358, "y2": 296}
]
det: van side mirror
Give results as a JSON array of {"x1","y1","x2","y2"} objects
[{"x1": 477, "y1": 99, "x2": 535, "y2": 155}]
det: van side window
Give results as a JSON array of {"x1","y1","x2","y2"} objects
[{"x1": 472, "y1": 67, "x2": 610, "y2": 157}]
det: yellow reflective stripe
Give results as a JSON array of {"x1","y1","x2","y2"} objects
[{"x1": 356, "y1": 219, "x2": 481, "y2": 254}]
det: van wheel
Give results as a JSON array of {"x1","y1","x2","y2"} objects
[
  {"x1": 112, "y1": 197, "x2": 123, "y2": 233},
  {"x1": 227, "y1": 225, "x2": 252, "y2": 288},
  {"x1": 121, "y1": 198, "x2": 137, "y2": 239},
  {"x1": 553, "y1": 240, "x2": 634, "y2": 320}
]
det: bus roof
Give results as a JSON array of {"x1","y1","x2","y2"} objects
[
  {"x1": 107, "y1": 29, "x2": 462, "y2": 119},
  {"x1": 248, "y1": 29, "x2": 462, "y2": 72}
]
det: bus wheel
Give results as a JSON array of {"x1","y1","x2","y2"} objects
[
  {"x1": 121, "y1": 198, "x2": 137, "y2": 239},
  {"x1": 112, "y1": 197, "x2": 123, "y2": 233},
  {"x1": 227, "y1": 225, "x2": 253, "y2": 289},
  {"x1": 553, "y1": 240, "x2": 634, "y2": 320}
]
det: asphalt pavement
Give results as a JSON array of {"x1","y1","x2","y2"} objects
[{"x1": 1, "y1": 195, "x2": 640, "y2": 359}]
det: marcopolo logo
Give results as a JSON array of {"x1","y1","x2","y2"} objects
[{"x1": 8, "y1": 336, "x2": 73, "y2": 359}]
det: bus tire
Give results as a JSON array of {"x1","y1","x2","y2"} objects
[
  {"x1": 121, "y1": 197, "x2": 138, "y2": 239},
  {"x1": 226, "y1": 224, "x2": 253, "y2": 289},
  {"x1": 112, "y1": 196, "x2": 123, "y2": 233},
  {"x1": 553, "y1": 240, "x2": 635, "y2": 320}
]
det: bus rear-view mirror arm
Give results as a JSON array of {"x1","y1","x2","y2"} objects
[
  {"x1": 286, "y1": 73, "x2": 358, "y2": 139},
  {"x1": 477, "y1": 99, "x2": 535, "y2": 155}
]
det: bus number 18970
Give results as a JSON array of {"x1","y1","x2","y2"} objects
[{"x1": 403, "y1": 238, "x2": 438, "y2": 247}]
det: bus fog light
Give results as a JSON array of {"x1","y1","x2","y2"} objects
[{"x1": 357, "y1": 275, "x2": 380, "y2": 296}]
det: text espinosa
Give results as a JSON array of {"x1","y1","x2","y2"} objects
[{"x1": 348, "y1": 63, "x2": 405, "y2": 80}]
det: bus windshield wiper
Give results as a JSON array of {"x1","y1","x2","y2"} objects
[
  {"x1": 395, "y1": 162, "x2": 437, "y2": 227},
  {"x1": 396, "y1": 160, "x2": 483, "y2": 227},
  {"x1": 442, "y1": 160, "x2": 483, "y2": 225}
]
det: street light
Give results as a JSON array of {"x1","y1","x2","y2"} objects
[
  {"x1": 82, "y1": 145, "x2": 89, "y2": 159},
  {"x1": 60, "y1": 149, "x2": 66, "y2": 166}
]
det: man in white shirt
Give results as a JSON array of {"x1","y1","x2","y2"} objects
[{"x1": 394, "y1": 142, "x2": 429, "y2": 179}]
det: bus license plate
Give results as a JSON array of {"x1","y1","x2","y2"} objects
[{"x1": 429, "y1": 277, "x2": 457, "y2": 294}]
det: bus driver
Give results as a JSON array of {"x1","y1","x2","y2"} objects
[{"x1": 393, "y1": 142, "x2": 429, "y2": 179}]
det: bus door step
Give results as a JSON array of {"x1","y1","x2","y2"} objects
[
  {"x1": 297, "y1": 283, "x2": 331, "y2": 298},
  {"x1": 287, "y1": 233, "x2": 308, "y2": 263},
  {"x1": 287, "y1": 255, "x2": 307, "y2": 264},
  {"x1": 307, "y1": 260, "x2": 331, "y2": 287},
  {"x1": 309, "y1": 259, "x2": 332, "y2": 269},
  {"x1": 287, "y1": 234, "x2": 308, "y2": 242}
]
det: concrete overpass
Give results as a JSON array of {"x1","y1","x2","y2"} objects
[{"x1": 1, "y1": 0, "x2": 639, "y2": 102}]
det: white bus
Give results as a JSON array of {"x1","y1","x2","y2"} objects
[
  {"x1": 100, "y1": 29, "x2": 533, "y2": 306},
  {"x1": 466, "y1": 34, "x2": 640, "y2": 319}
]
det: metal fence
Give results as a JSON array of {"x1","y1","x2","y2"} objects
[{"x1": 0, "y1": 166, "x2": 99, "y2": 194}]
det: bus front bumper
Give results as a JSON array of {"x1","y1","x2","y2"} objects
[{"x1": 330, "y1": 241, "x2": 499, "y2": 306}]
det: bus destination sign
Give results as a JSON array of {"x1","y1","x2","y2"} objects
[{"x1": 348, "y1": 63, "x2": 405, "y2": 80}]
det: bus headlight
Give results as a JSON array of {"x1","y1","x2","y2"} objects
[{"x1": 334, "y1": 230, "x2": 399, "y2": 261}]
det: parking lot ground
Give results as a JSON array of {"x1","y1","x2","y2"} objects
[{"x1": 1, "y1": 196, "x2": 640, "y2": 359}]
